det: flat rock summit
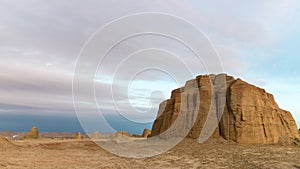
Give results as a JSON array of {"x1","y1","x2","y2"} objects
[{"x1": 151, "y1": 74, "x2": 300, "y2": 144}]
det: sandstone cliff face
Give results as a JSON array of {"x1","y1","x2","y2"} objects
[{"x1": 151, "y1": 74, "x2": 300, "y2": 144}]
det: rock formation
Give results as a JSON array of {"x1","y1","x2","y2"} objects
[
  {"x1": 73, "y1": 132, "x2": 82, "y2": 139},
  {"x1": 129, "y1": 129, "x2": 151, "y2": 138},
  {"x1": 142, "y1": 129, "x2": 151, "y2": 138},
  {"x1": 117, "y1": 131, "x2": 131, "y2": 137},
  {"x1": 91, "y1": 131, "x2": 101, "y2": 139},
  {"x1": 151, "y1": 74, "x2": 300, "y2": 144},
  {"x1": 24, "y1": 126, "x2": 39, "y2": 139}
]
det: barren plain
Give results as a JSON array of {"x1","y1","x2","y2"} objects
[{"x1": 1, "y1": 138, "x2": 299, "y2": 169}]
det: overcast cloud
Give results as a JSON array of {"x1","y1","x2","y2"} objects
[{"x1": 0, "y1": 0, "x2": 299, "y2": 126}]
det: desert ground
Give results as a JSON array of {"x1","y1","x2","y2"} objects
[{"x1": 1, "y1": 138, "x2": 299, "y2": 169}]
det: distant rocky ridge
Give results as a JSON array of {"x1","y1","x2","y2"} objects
[
  {"x1": 151, "y1": 74, "x2": 300, "y2": 144},
  {"x1": 0, "y1": 131, "x2": 88, "y2": 140}
]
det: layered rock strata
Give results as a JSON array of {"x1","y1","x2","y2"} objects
[{"x1": 151, "y1": 74, "x2": 299, "y2": 144}]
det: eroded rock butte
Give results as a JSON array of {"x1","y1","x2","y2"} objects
[{"x1": 151, "y1": 74, "x2": 299, "y2": 144}]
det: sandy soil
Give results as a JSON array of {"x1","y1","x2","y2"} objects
[{"x1": 0, "y1": 138, "x2": 299, "y2": 169}]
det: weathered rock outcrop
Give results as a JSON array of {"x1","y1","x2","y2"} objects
[
  {"x1": 73, "y1": 132, "x2": 82, "y2": 139},
  {"x1": 91, "y1": 131, "x2": 101, "y2": 139},
  {"x1": 142, "y1": 129, "x2": 151, "y2": 138},
  {"x1": 24, "y1": 126, "x2": 39, "y2": 139},
  {"x1": 151, "y1": 74, "x2": 300, "y2": 144},
  {"x1": 117, "y1": 131, "x2": 131, "y2": 137},
  {"x1": 129, "y1": 129, "x2": 151, "y2": 138}
]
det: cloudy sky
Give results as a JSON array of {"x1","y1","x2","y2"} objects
[{"x1": 0, "y1": 0, "x2": 299, "y2": 132}]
